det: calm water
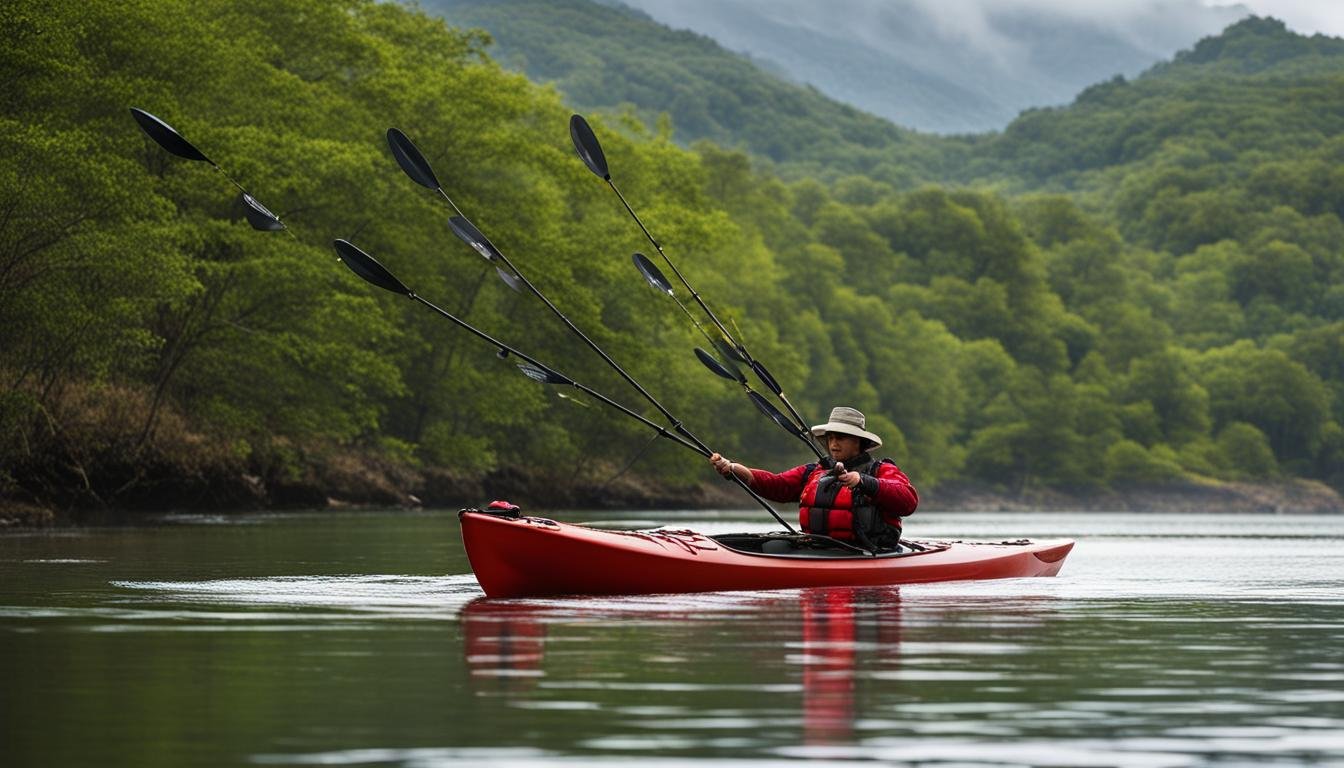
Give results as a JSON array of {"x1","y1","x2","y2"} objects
[{"x1": 2, "y1": 510, "x2": 1342, "y2": 767}]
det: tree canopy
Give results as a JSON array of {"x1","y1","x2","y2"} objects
[{"x1": 2, "y1": 2, "x2": 1340, "y2": 512}]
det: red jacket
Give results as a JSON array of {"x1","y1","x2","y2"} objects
[{"x1": 748, "y1": 457, "x2": 918, "y2": 542}]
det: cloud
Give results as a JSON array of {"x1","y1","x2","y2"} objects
[
  {"x1": 1205, "y1": 0, "x2": 1344, "y2": 36},
  {"x1": 621, "y1": 0, "x2": 1254, "y2": 69}
]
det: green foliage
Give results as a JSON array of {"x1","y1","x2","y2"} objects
[
  {"x1": 1104, "y1": 440, "x2": 1187, "y2": 484},
  {"x1": 1196, "y1": 343, "x2": 1332, "y2": 463},
  {"x1": 1216, "y1": 422, "x2": 1278, "y2": 478},
  {"x1": 3, "y1": 1, "x2": 1343, "y2": 510},
  {"x1": 421, "y1": 0, "x2": 955, "y2": 188}
]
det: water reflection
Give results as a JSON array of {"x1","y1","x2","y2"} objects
[
  {"x1": 461, "y1": 586, "x2": 907, "y2": 746},
  {"x1": 799, "y1": 587, "x2": 902, "y2": 745},
  {"x1": 463, "y1": 599, "x2": 548, "y2": 689},
  {"x1": 5, "y1": 512, "x2": 1343, "y2": 767}
]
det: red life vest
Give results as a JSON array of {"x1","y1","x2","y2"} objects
[{"x1": 798, "y1": 458, "x2": 902, "y2": 549}]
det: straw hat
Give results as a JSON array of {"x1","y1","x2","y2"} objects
[{"x1": 810, "y1": 406, "x2": 882, "y2": 449}]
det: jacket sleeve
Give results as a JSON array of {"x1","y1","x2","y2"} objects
[
  {"x1": 747, "y1": 464, "x2": 811, "y2": 503},
  {"x1": 858, "y1": 462, "x2": 918, "y2": 520}
]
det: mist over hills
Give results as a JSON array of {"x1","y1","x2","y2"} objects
[
  {"x1": 438, "y1": 0, "x2": 1248, "y2": 133},
  {"x1": 607, "y1": 0, "x2": 1250, "y2": 133},
  {"x1": 422, "y1": 0, "x2": 948, "y2": 182},
  {"x1": 419, "y1": 0, "x2": 1310, "y2": 185}
]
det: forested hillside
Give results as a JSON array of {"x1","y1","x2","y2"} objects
[
  {"x1": 1, "y1": 1, "x2": 1340, "y2": 521},
  {"x1": 422, "y1": 0, "x2": 959, "y2": 185}
]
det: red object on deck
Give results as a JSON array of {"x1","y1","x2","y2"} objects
[{"x1": 459, "y1": 510, "x2": 1075, "y2": 598}]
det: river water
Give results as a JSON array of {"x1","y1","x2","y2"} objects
[{"x1": 2, "y1": 510, "x2": 1342, "y2": 767}]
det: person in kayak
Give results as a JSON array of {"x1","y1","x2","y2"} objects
[{"x1": 709, "y1": 406, "x2": 918, "y2": 552}]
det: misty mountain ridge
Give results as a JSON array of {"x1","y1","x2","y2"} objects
[
  {"x1": 603, "y1": 0, "x2": 1250, "y2": 133},
  {"x1": 422, "y1": 1, "x2": 1342, "y2": 189}
]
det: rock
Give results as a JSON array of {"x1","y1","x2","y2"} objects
[{"x1": 0, "y1": 501, "x2": 57, "y2": 527}]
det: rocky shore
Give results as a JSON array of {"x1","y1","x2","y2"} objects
[
  {"x1": 4, "y1": 455, "x2": 1341, "y2": 527},
  {"x1": 920, "y1": 478, "x2": 1344, "y2": 515}
]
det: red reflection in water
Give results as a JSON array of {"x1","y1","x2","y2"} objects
[
  {"x1": 800, "y1": 587, "x2": 902, "y2": 745},
  {"x1": 462, "y1": 600, "x2": 547, "y2": 691},
  {"x1": 459, "y1": 586, "x2": 903, "y2": 744}
]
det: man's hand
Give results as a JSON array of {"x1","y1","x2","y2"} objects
[
  {"x1": 835, "y1": 462, "x2": 861, "y2": 489},
  {"x1": 709, "y1": 452, "x2": 734, "y2": 477}
]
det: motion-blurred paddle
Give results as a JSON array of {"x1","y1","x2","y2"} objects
[{"x1": 130, "y1": 107, "x2": 289, "y2": 234}]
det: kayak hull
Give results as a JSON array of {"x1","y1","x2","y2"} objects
[{"x1": 459, "y1": 511, "x2": 1075, "y2": 598}]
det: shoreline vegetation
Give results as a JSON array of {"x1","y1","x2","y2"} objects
[
  {"x1": 4, "y1": 5, "x2": 1343, "y2": 528},
  {"x1": 4, "y1": 446, "x2": 1340, "y2": 528}
]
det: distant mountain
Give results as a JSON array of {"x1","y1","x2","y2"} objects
[
  {"x1": 420, "y1": 1, "x2": 1342, "y2": 192},
  {"x1": 422, "y1": 0, "x2": 953, "y2": 183},
  {"x1": 602, "y1": 0, "x2": 1249, "y2": 133},
  {"x1": 971, "y1": 16, "x2": 1344, "y2": 192}
]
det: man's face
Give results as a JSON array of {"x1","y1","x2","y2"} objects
[{"x1": 826, "y1": 433, "x2": 863, "y2": 463}]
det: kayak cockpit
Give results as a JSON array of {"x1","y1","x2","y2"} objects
[{"x1": 709, "y1": 532, "x2": 949, "y2": 559}]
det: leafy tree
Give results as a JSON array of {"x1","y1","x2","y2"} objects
[
  {"x1": 1104, "y1": 440, "x2": 1186, "y2": 484},
  {"x1": 1196, "y1": 342, "x2": 1332, "y2": 464},
  {"x1": 1215, "y1": 422, "x2": 1278, "y2": 478}
]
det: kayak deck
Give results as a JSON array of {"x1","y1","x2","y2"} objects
[
  {"x1": 712, "y1": 531, "x2": 952, "y2": 558},
  {"x1": 459, "y1": 510, "x2": 1075, "y2": 598}
]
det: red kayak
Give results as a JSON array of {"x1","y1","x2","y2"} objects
[{"x1": 460, "y1": 509, "x2": 1075, "y2": 598}]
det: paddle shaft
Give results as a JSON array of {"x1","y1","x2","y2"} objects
[
  {"x1": 407, "y1": 293, "x2": 797, "y2": 532},
  {"x1": 401, "y1": 157, "x2": 801, "y2": 524},
  {"x1": 606, "y1": 177, "x2": 818, "y2": 442},
  {"x1": 449, "y1": 216, "x2": 702, "y2": 455}
]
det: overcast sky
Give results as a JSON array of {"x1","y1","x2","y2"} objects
[
  {"x1": 1206, "y1": 1, "x2": 1344, "y2": 36},
  {"x1": 924, "y1": 1, "x2": 1344, "y2": 37}
]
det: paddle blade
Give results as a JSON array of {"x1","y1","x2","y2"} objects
[
  {"x1": 632, "y1": 252, "x2": 673, "y2": 296},
  {"x1": 695, "y1": 347, "x2": 737, "y2": 381},
  {"x1": 569, "y1": 114, "x2": 610, "y2": 180},
  {"x1": 750, "y1": 360, "x2": 783, "y2": 396},
  {"x1": 749, "y1": 391, "x2": 802, "y2": 437},
  {"x1": 517, "y1": 362, "x2": 571, "y2": 386},
  {"x1": 129, "y1": 108, "x2": 212, "y2": 164},
  {"x1": 448, "y1": 215, "x2": 503, "y2": 262},
  {"x1": 386, "y1": 128, "x2": 440, "y2": 191},
  {"x1": 332, "y1": 239, "x2": 412, "y2": 296},
  {"x1": 496, "y1": 266, "x2": 524, "y2": 293},
  {"x1": 240, "y1": 193, "x2": 285, "y2": 232},
  {"x1": 712, "y1": 338, "x2": 746, "y2": 381},
  {"x1": 720, "y1": 338, "x2": 749, "y2": 363}
]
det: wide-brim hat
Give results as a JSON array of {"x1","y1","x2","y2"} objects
[{"x1": 810, "y1": 406, "x2": 882, "y2": 449}]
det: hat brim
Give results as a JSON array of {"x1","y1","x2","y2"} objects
[{"x1": 810, "y1": 422, "x2": 882, "y2": 449}]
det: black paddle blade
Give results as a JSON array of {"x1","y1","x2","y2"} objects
[
  {"x1": 712, "y1": 338, "x2": 746, "y2": 381},
  {"x1": 447, "y1": 215, "x2": 503, "y2": 262},
  {"x1": 748, "y1": 391, "x2": 802, "y2": 437},
  {"x1": 386, "y1": 128, "x2": 440, "y2": 191},
  {"x1": 332, "y1": 239, "x2": 412, "y2": 296},
  {"x1": 694, "y1": 347, "x2": 736, "y2": 381},
  {"x1": 720, "y1": 338, "x2": 749, "y2": 363},
  {"x1": 569, "y1": 114, "x2": 610, "y2": 180},
  {"x1": 240, "y1": 193, "x2": 285, "y2": 232},
  {"x1": 632, "y1": 252, "x2": 673, "y2": 295},
  {"x1": 129, "y1": 108, "x2": 212, "y2": 164},
  {"x1": 517, "y1": 362, "x2": 571, "y2": 386},
  {"x1": 750, "y1": 360, "x2": 783, "y2": 396},
  {"x1": 496, "y1": 266, "x2": 524, "y2": 293}
]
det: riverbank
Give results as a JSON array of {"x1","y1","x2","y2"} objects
[
  {"x1": 921, "y1": 478, "x2": 1344, "y2": 515},
  {"x1": 4, "y1": 456, "x2": 1341, "y2": 527}
]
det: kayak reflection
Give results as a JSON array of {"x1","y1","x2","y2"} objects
[
  {"x1": 800, "y1": 587, "x2": 902, "y2": 744},
  {"x1": 460, "y1": 586, "x2": 903, "y2": 744},
  {"x1": 462, "y1": 599, "x2": 548, "y2": 692}
]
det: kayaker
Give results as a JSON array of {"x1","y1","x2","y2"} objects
[{"x1": 709, "y1": 406, "x2": 918, "y2": 552}]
